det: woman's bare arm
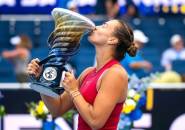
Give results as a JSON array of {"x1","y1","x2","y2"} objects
[
  {"x1": 40, "y1": 91, "x2": 73, "y2": 117},
  {"x1": 62, "y1": 65, "x2": 128, "y2": 129},
  {"x1": 39, "y1": 67, "x2": 94, "y2": 117}
]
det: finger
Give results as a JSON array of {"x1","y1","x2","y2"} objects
[
  {"x1": 64, "y1": 77, "x2": 73, "y2": 82},
  {"x1": 27, "y1": 66, "x2": 38, "y2": 75},
  {"x1": 26, "y1": 69, "x2": 32, "y2": 74},
  {"x1": 61, "y1": 82, "x2": 67, "y2": 88},
  {"x1": 27, "y1": 63, "x2": 32, "y2": 68},
  {"x1": 27, "y1": 63, "x2": 37, "y2": 70},
  {"x1": 32, "y1": 60, "x2": 40, "y2": 68},
  {"x1": 62, "y1": 77, "x2": 68, "y2": 81},
  {"x1": 27, "y1": 66, "x2": 33, "y2": 71},
  {"x1": 27, "y1": 66, "x2": 37, "y2": 73},
  {"x1": 32, "y1": 61, "x2": 40, "y2": 68},
  {"x1": 27, "y1": 66, "x2": 35, "y2": 72},
  {"x1": 65, "y1": 72, "x2": 72, "y2": 77},
  {"x1": 27, "y1": 67, "x2": 37, "y2": 74},
  {"x1": 32, "y1": 58, "x2": 40, "y2": 63},
  {"x1": 62, "y1": 82, "x2": 68, "y2": 89},
  {"x1": 71, "y1": 70, "x2": 75, "y2": 78},
  {"x1": 35, "y1": 58, "x2": 40, "y2": 62},
  {"x1": 27, "y1": 70, "x2": 36, "y2": 76},
  {"x1": 69, "y1": 69, "x2": 73, "y2": 73},
  {"x1": 60, "y1": 71, "x2": 66, "y2": 81},
  {"x1": 63, "y1": 78, "x2": 69, "y2": 83},
  {"x1": 69, "y1": 69, "x2": 74, "y2": 76},
  {"x1": 27, "y1": 65, "x2": 39, "y2": 71},
  {"x1": 29, "y1": 63, "x2": 39, "y2": 70},
  {"x1": 35, "y1": 68, "x2": 41, "y2": 74},
  {"x1": 64, "y1": 75, "x2": 73, "y2": 82}
]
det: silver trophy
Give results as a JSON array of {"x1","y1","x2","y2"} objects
[{"x1": 30, "y1": 8, "x2": 95, "y2": 98}]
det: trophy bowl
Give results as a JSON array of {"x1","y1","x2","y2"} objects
[{"x1": 29, "y1": 8, "x2": 95, "y2": 98}]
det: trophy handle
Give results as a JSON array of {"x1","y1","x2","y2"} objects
[
  {"x1": 29, "y1": 55, "x2": 55, "y2": 81},
  {"x1": 38, "y1": 55, "x2": 55, "y2": 65}
]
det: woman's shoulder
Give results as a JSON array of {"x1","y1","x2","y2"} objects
[
  {"x1": 78, "y1": 67, "x2": 95, "y2": 85},
  {"x1": 111, "y1": 64, "x2": 127, "y2": 76},
  {"x1": 97, "y1": 64, "x2": 128, "y2": 99},
  {"x1": 102, "y1": 64, "x2": 128, "y2": 81},
  {"x1": 81, "y1": 67, "x2": 95, "y2": 76}
]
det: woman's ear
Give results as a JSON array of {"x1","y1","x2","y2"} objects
[{"x1": 107, "y1": 37, "x2": 118, "y2": 45}]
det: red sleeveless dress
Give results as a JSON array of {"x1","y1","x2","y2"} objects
[{"x1": 78, "y1": 59, "x2": 124, "y2": 130}]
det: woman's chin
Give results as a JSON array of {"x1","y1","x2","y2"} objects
[
  {"x1": 88, "y1": 33, "x2": 93, "y2": 39},
  {"x1": 87, "y1": 35, "x2": 92, "y2": 42},
  {"x1": 87, "y1": 36, "x2": 94, "y2": 43}
]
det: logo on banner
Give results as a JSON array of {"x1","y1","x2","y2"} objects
[{"x1": 0, "y1": 0, "x2": 56, "y2": 7}]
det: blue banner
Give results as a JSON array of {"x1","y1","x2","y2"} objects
[{"x1": 0, "y1": 0, "x2": 60, "y2": 14}]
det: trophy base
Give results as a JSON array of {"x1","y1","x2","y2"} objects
[{"x1": 30, "y1": 82, "x2": 64, "y2": 98}]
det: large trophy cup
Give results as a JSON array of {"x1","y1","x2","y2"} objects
[{"x1": 30, "y1": 8, "x2": 95, "y2": 98}]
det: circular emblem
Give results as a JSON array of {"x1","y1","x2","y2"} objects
[{"x1": 43, "y1": 67, "x2": 57, "y2": 81}]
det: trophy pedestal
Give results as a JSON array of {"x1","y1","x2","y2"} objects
[
  {"x1": 30, "y1": 65, "x2": 66, "y2": 98},
  {"x1": 30, "y1": 82, "x2": 64, "y2": 98}
]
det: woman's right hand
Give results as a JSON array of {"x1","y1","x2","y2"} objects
[{"x1": 27, "y1": 58, "x2": 42, "y2": 78}]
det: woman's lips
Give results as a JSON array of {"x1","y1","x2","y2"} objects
[{"x1": 88, "y1": 28, "x2": 96, "y2": 36}]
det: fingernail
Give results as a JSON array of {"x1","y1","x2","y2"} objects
[{"x1": 61, "y1": 71, "x2": 66, "y2": 81}]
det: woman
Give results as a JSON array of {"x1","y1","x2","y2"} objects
[
  {"x1": 2, "y1": 35, "x2": 32, "y2": 82},
  {"x1": 27, "y1": 19, "x2": 137, "y2": 130}
]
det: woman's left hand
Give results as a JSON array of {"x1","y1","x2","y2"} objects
[{"x1": 61, "y1": 71, "x2": 79, "y2": 93}]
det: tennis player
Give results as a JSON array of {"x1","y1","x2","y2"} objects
[{"x1": 27, "y1": 19, "x2": 137, "y2": 130}]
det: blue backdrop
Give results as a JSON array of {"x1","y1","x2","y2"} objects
[{"x1": 0, "y1": 0, "x2": 61, "y2": 14}]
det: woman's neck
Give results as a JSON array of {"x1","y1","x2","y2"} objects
[{"x1": 95, "y1": 47, "x2": 114, "y2": 71}]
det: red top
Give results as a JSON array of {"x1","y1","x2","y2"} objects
[{"x1": 78, "y1": 59, "x2": 124, "y2": 130}]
